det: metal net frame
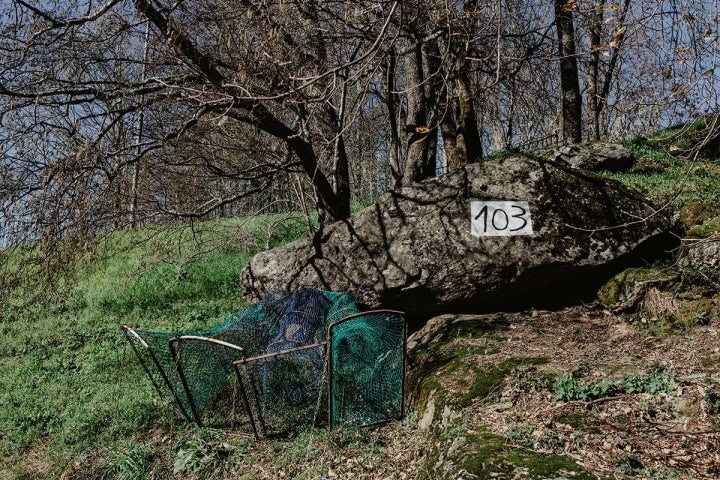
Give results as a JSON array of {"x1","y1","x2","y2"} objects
[{"x1": 122, "y1": 290, "x2": 405, "y2": 438}]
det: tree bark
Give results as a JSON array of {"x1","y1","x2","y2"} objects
[
  {"x1": 588, "y1": 0, "x2": 604, "y2": 141},
  {"x1": 330, "y1": 94, "x2": 351, "y2": 220},
  {"x1": 384, "y1": 54, "x2": 402, "y2": 189},
  {"x1": 402, "y1": 43, "x2": 434, "y2": 186},
  {"x1": 456, "y1": 76, "x2": 483, "y2": 164},
  {"x1": 598, "y1": 0, "x2": 631, "y2": 126},
  {"x1": 554, "y1": 0, "x2": 582, "y2": 144}
]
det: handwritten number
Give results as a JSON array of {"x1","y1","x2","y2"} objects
[
  {"x1": 473, "y1": 202, "x2": 530, "y2": 235},
  {"x1": 474, "y1": 205, "x2": 489, "y2": 232},
  {"x1": 510, "y1": 205, "x2": 528, "y2": 231},
  {"x1": 492, "y1": 209, "x2": 509, "y2": 230}
]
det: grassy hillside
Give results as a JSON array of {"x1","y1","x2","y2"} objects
[
  {"x1": 611, "y1": 136, "x2": 720, "y2": 206},
  {"x1": 0, "y1": 131, "x2": 718, "y2": 479},
  {"x1": 0, "y1": 214, "x2": 312, "y2": 479}
]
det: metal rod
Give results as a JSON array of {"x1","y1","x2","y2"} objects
[
  {"x1": 233, "y1": 362, "x2": 261, "y2": 440},
  {"x1": 171, "y1": 335, "x2": 246, "y2": 353},
  {"x1": 122, "y1": 328, "x2": 170, "y2": 408},
  {"x1": 246, "y1": 362, "x2": 267, "y2": 438},
  {"x1": 169, "y1": 338, "x2": 202, "y2": 425},
  {"x1": 325, "y1": 309, "x2": 407, "y2": 429},
  {"x1": 327, "y1": 334, "x2": 334, "y2": 429},
  {"x1": 234, "y1": 341, "x2": 326, "y2": 365},
  {"x1": 401, "y1": 319, "x2": 408, "y2": 420},
  {"x1": 121, "y1": 324, "x2": 149, "y2": 348},
  {"x1": 326, "y1": 309, "x2": 405, "y2": 332},
  {"x1": 121, "y1": 325, "x2": 193, "y2": 421}
]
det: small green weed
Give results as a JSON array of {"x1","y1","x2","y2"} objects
[
  {"x1": 621, "y1": 369, "x2": 678, "y2": 395},
  {"x1": 173, "y1": 430, "x2": 234, "y2": 475},
  {"x1": 104, "y1": 443, "x2": 154, "y2": 480},
  {"x1": 554, "y1": 368, "x2": 679, "y2": 402},
  {"x1": 402, "y1": 410, "x2": 419, "y2": 428},
  {"x1": 553, "y1": 374, "x2": 616, "y2": 402}
]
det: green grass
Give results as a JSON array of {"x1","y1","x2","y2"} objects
[
  {"x1": 0, "y1": 213, "x2": 311, "y2": 479},
  {"x1": 601, "y1": 138, "x2": 720, "y2": 206}
]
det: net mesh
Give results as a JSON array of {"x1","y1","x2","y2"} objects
[
  {"x1": 122, "y1": 289, "x2": 404, "y2": 436},
  {"x1": 329, "y1": 311, "x2": 405, "y2": 429}
]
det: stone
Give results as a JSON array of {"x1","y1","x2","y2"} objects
[
  {"x1": 551, "y1": 142, "x2": 636, "y2": 172},
  {"x1": 241, "y1": 156, "x2": 673, "y2": 319},
  {"x1": 680, "y1": 239, "x2": 720, "y2": 272},
  {"x1": 678, "y1": 201, "x2": 720, "y2": 230},
  {"x1": 597, "y1": 267, "x2": 680, "y2": 312},
  {"x1": 406, "y1": 313, "x2": 510, "y2": 357},
  {"x1": 679, "y1": 216, "x2": 720, "y2": 280}
]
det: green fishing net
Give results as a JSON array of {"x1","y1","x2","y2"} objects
[{"x1": 123, "y1": 289, "x2": 404, "y2": 437}]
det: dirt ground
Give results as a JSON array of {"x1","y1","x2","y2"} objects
[{"x1": 464, "y1": 303, "x2": 720, "y2": 479}]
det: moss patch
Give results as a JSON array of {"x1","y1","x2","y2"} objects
[
  {"x1": 597, "y1": 267, "x2": 679, "y2": 306},
  {"x1": 679, "y1": 201, "x2": 720, "y2": 229},
  {"x1": 456, "y1": 357, "x2": 548, "y2": 408},
  {"x1": 675, "y1": 297, "x2": 718, "y2": 327},
  {"x1": 408, "y1": 315, "x2": 513, "y2": 416},
  {"x1": 427, "y1": 429, "x2": 597, "y2": 480},
  {"x1": 553, "y1": 413, "x2": 588, "y2": 429},
  {"x1": 686, "y1": 216, "x2": 720, "y2": 239}
]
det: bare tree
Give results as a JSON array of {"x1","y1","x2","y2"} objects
[
  {"x1": 554, "y1": 0, "x2": 583, "y2": 143},
  {"x1": 1, "y1": 0, "x2": 718, "y2": 267}
]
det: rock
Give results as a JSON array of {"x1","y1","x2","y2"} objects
[
  {"x1": 679, "y1": 216, "x2": 720, "y2": 280},
  {"x1": 678, "y1": 201, "x2": 720, "y2": 230},
  {"x1": 551, "y1": 142, "x2": 636, "y2": 172},
  {"x1": 598, "y1": 264, "x2": 719, "y2": 327},
  {"x1": 241, "y1": 156, "x2": 673, "y2": 319},
  {"x1": 597, "y1": 267, "x2": 680, "y2": 312},
  {"x1": 407, "y1": 313, "x2": 511, "y2": 357},
  {"x1": 405, "y1": 313, "x2": 528, "y2": 430},
  {"x1": 404, "y1": 311, "x2": 593, "y2": 479},
  {"x1": 680, "y1": 238, "x2": 720, "y2": 272},
  {"x1": 685, "y1": 215, "x2": 720, "y2": 240}
]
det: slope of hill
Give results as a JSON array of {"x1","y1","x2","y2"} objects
[{"x1": 0, "y1": 133, "x2": 718, "y2": 479}]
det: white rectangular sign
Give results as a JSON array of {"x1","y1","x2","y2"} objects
[{"x1": 471, "y1": 201, "x2": 533, "y2": 237}]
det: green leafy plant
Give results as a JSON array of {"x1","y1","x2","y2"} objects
[
  {"x1": 553, "y1": 374, "x2": 615, "y2": 402},
  {"x1": 621, "y1": 369, "x2": 678, "y2": 395},
  {"x1": 173, "y1": 434, "x2": 234, "y2": 475},
  {"x1": 554, "y1": 368, "x2": 679, "y2": 402}
]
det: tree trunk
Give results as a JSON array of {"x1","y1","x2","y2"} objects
[
  {"x1": 384, "y1": 54, "x2": 402, "y2": 189},
  {"x1": 331, "y1": 82, "x2": 351, "y2": 219},
  {"x1": 456, "y1": 76, "x2": 483, "y2": 164},
  {"x1": 598, "y1": 0, "x2": 631, "y2": 127},
  {"x1": 554, "y1": 0, "x2": 582, "y2": 144},
  {"x1": 588, "y1": 0, "x2": 604, "y2": 141},
  {"x1": 402, "y1": 43, "x2": 434, "y2": 186},
  {"x1": 443, "y1": 76, "x2": 483, "y2": 171}
]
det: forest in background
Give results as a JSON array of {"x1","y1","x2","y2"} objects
[{"x1": 1, "y1": 1, "x2": 719, "y2": 259}]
